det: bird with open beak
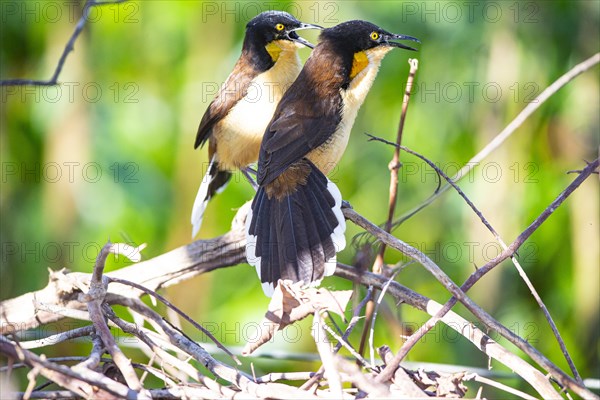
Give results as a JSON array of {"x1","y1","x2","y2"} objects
[{"x1": 191, "y1": 11, "x2": 322, "y2": 238}]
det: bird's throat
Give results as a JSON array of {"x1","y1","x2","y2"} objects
[
  {"x1": 350, "y1": 51, "x2": 369, "y2": 79},
  {"x1": 266, "y1": 42, "x2": 283, "y2": 62}
]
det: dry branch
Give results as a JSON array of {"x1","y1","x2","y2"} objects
[
  {"x1": 393, "y1": 52, "x2": 600, "y2": 228},
  {"x1": 3, "y1": 201, "x2": 589, "y2": 398},
  {"x1": 0, "y1": 0, "x2": 131, "y2": 86},
  {"x1": 0, "y1": 224, "x2": 246, "y2": 335},
  {"x1": 367, "y1": 135, "x2": 589, "y2": 383},
  {"x1": 359, "y1": 58, "x2": 419, "y2": 359}
]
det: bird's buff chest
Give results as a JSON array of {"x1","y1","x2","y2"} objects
[
  {"x1": 216, "y1": 44, "x2": 302, "y2": 169},
  {"x1": 308, "y1": 47, "x2": 393, "y2": 174}
]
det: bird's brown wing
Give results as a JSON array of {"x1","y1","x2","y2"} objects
[
  {"x1": 257, "y1": 74, "x2": 343, "y2": 186},
  {"x1": 194, "y1": 57, "x2": 259, "y2": 149}
]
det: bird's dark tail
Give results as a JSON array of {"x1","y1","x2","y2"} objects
[
  {"x1": 245, "y1": 161, "x2": 346, "y2": 296},
  {"x1": 191, "y1": 155, "x2": 232, "y2": 238}
]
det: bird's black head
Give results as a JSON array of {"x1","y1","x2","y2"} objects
[
  {"x1": 319, "y1": 20, "x2": 420, "y2": 55},
  {"x1": 245, "y1": 11, "x2": 322, "y2": 49}
]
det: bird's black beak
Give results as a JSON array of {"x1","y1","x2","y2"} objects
[
  {"x1": 287, "y1": 23, "x2": 323, "y2": 49},
  {"x1": 385, "y1": 33, "x2": 420, "y2": 51}
]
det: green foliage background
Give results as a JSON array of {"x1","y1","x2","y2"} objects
[{"x1": 1, "y1": 0, "x2": 598, "y2": 396}]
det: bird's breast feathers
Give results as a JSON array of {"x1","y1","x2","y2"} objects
[
  {"x1": 308, "y1": 46, "x2": 393, "y2": 173},
  {"x1": 215, "y1": 45, "x2": 302, "y2": 169}
]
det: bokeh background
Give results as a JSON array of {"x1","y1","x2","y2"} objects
[{"x1": 1, "y1": 0, "x2": 598, "y2": 396}]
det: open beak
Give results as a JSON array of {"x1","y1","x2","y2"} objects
[
  {"x1": 385, "y1": 33, "x2": 421, "y2": 51},
  {"x1": 287, "y1": 23, "x2": 323, "y2": 49}
]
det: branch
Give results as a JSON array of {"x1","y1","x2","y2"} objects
[
  {"x1": 391, "y1": 52, "x2": 600, "y2": 230},
  {"x1": 0, "y1": 221, "x2": 246, "y2": 334},
  {"x1": 381, "y1": 58, "x2": 420, "y2": 258},
  {"x1": 334, "y1": 264, "x2": 561, "y2": 399},
  {"x1": 402, "y1": 157, "x2": 600, "y2": 369},
  {"x1": 82, "y1": 242, "x2": 148, "y2": 396},
  {"x1": 0, "y1": 336, "x2": 135, "y2": 398},
  {"x1": 359, "y1": 58, "x2": 419, "y2": 359},
  {"x1": 341, "y1": 205, "x2": 596, "y2": 399},
  {"x1": 1, "y1": 208, "x2": 565, "y2": 397},
  {"x1": 3, "y1": 200, "x2": 590, "y2": 398},
  {"x1": 0, "y1": 0, "x2": 130, "y2": 86},
  {"x1": 367, "y1": 135, "x2": 586, "y2": 383}
]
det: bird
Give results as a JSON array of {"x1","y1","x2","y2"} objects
[
  {"x1": 191, "y1": 11, "x2": 322, "y2": 238},
  {"x1": 245, "y1": 20, "x2": 419, "y2": 296}
]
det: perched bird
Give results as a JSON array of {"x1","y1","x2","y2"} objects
[
  {"x1": 191, "y1": 11, "x2": 321, "y2": 237},
  {"x1": 246, "y1": 20, "x2": 419, "y2": 295}
]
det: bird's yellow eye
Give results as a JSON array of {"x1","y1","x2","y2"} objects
[
  {"x1": 370, "y1": 31, "x2": 380, "y2": 40},
  {"x1": 276, "y1": 23, "x2": 285, "y2": 31}
]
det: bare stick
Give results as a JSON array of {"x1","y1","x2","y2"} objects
[
  {"x1": 464, "y1": 373, "x2": 538, "y2": 400},
  {"x1": 1, "y1": 335, "x2": 134, "y2": 398},
  {"x1": 367, "y1": 135, "x2": 585, "y2": 382},
  {"x1": 20, "y1": 326, "x2": 95, "y2": 350},
  {"x1": 320, "y1": 321, "x2": 372, "y2": 370},
  {"x1": 378, "y1": 158, "x2": 599, "y2": 391},
  {"x1": 312, "y1": 311, "x2": 343, "y2": 398},
  {"x1": 83, "y1": 242, "x2": 148, "y2": 396},
  {"x1": 0, "y1": 0, "x2": 130, "y2": 86},
  {"x1": 301, "y1": 288, "x2": 373, "y2": 390},
  {"x1": 334, "y1": 264, "x2": 561, "y2": 399},
  {"x1": 73, "y1": 333, "x2": 104, "y2": 371},
  {"x1": 359, "y1": 58, "x2": 419, "y2": 358},
  {"x1": 392, "y1": 52, "x2": 600, "y2": 230},
  {"x1": 368, "y1": 271, "x2": 399, "y2": 367},
  {"x1": 341, "y1": 206, "x2": 595, "y2": 399},
  {"x1": 108, "y1": 276, "x2": 240, "y2": 365}
]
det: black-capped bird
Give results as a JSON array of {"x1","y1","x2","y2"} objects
[
  {"x1": 191, "y1": 11, "x2": 321, "y2": 237},
  {"x1": 246, "y1": 20, "x2": 419, "y2": 295}
]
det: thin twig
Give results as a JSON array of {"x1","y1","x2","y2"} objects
[
  {"x1": 342, "y1": 205, "x2": 595, "y2": 399},
  {"x1": 312, "y1": 311, "x2": 343, "y2": 399},
  {"x1": 367, "y1": 135, "x2": 585, "y2": 382},
  {"x1": 359, "y1": 58, "x2": 419, "y2": 358},
  {"x1": 390, "y1": 52, "x2": 600, "y2": 232},
  {"x1": 376, "y1": 158, "x2": 599, "y2": 389},
  {"x1": 320, "y1": 321, "x2": 372, "y2": 371},
  {"x1": 20, "y1": 326, "x2": 95, "y2": 349},
  {"x1": 83, "y1": 242, "x2": 148, "y2": 396},
  {"x1": 368, "y1": 271, "x2": 399, "y2": 367},
  {"x1": 23, "y1": 364, "x2": 41, "y2": 400},
  {"x1": 108, "y1": 276, "x2": 240, "y2": 365},
  {"x1": 376, "y1": 58, "x2": 420, "y2": 264},
  {"x1": 0, "y1": 0, "x2": 130, "y2": 86},
  {"x1": 300, "y1": 288, "x2": 373, "y2": 390},
  {"x1": 464, "y1": 373, "x2": 538, "y2": 400},
  {"x1": 334, "y1": 264, "x2": 562, "y2": 399},
  {"x1": 73, "y1": 333, "x2": 104, "y2": 371}
]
